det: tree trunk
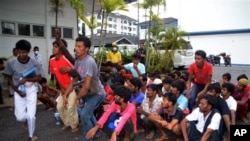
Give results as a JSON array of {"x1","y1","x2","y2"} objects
[
  {"x1": 91, "y1": 0, "x2": 95, "y2": 44},
  {"x1": 55, "y1": 7, "x2": 58, "y2": 28}
]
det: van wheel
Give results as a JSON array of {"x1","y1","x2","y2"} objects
[{"x1": 178, "y1": 66, "x2": 185, "y2": 69}]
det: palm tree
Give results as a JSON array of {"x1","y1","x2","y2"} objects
[
  {"x1": 99, "y1": 0, "x2": 128, "y2": 45},
  {"x1": 82, "y1": 16, "x2": 102, "y2": 55},
  {"x1": 138, "y1": 0, "x2": 164, "y2": 71},
  {"x1": 159, "y1": 27, "x2": 189, "y2": 71},
  {"x1": 49, "y1": 0, "x2": 65, "y2": 28},
  {"x1": 68, "y1": 0, "x2": 86, "y2": 34},
  {"x1": 96, "y1": 0, "x2": 128, "y2": 69}
]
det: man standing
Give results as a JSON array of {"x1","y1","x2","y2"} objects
[
  {"x1": 65, "y1": 36, "x2": 106, "y2": 141},
  {"x1": 49, "y1": 39, "x2": 79, "y2": 132},
  {"x1": 186, "y1": 50, "x2": 213, "y2": 111},
  {"x1": 135, "y1": 42, "x2": 146, "y2": 64},
  {"x1": 3, "y1": 40, "x2": 42, "y2": 141},
  {"x1": 30, "y1": 46, "x2": 45, "y2": 77}
]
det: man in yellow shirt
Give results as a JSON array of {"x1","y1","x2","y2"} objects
[{"x1": 106, "y1": 43, "x2": 122, "y2": 65}]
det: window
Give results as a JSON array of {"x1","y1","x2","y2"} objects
[
  {"x1": 132, "y1": 28, "x2": 136, "y2": 31},
  {"x1": 51, "y1": 27, "x2": 61, "y2": 37},
  {"x1": 108, "y1": 24, "x2": 112, "y2": 28},
  {"x1": 2, "y1": 21, "x2": 16, "y2": 35},
  {"x1": 124, "y1": 26, "x2": 127, "y2": 30},
  {"x1": 18, "y1": 23, "x2": 30, "y2": 36},
  {"x1": 113, "y1": 25, "x2": 116, "y2": 29},
  {"x1": 108, "y1": 17, "x2": 112, "y2": 21},
  {"x1": 128, "y1": 27, "x2": 131, "y2": 32},
  {"x1": 51, "y1": 27, "x2": 73, "y2": 39},
  {"x1": 63, "y1": 28, "x2": 73, "y2": 39},
  {"x1": 124, "y1": 20, "x2": 127, "y2": 24},
  {"x1": 33, "y1": 25, "x2": 44, "y2": 37},
  {"x1": 129, "y1": 22, "x2": 132, "y2": 26},
  {"x1": 97, "y1": 15, "x2": 102, "y2": 19}
]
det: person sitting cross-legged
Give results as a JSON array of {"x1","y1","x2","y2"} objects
[
  {"x1": 148, "y1": 92, "x2": 184, "y2": 141},
  {"x1": 86, "y1": 85, "x2": 137, "y2": 141},
  {"x1": 181, "y1": 94, "x2": 222, "y2": 141},
  {"x1": 136, "y1": 84, "x2": 162, "y2": 139}
]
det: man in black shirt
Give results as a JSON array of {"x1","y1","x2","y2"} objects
[
  {"x1": 135, "y1": 43, "x2": 146, "y2": 64},
  {"x1": 148, "y1": 92, "x2": 184, "y2": 141}
]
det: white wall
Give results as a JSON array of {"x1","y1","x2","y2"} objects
[
  {"x1": 0, "y1": 0, "x2": 78, "y2": 78},
  {"x1": 187, "y1": 33, "x2": 250, "y2": 65}
]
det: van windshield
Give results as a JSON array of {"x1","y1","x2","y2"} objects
[{"x1": 151, "y1": 42, "x2": 193, "y2": 50}]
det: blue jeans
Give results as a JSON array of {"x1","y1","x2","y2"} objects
[
  {"x1": 188, "y1": 83, "x2": 205, "y2": 110},
  {"x1": 79, "y1": 94, "x2": 105, "y2": 141}
]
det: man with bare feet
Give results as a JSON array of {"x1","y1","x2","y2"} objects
[
  {"x1": 136, "y1": 84, "x2": 162, "y2": 140},
  {"x1": 149, "y1": 92, "x2": 184, "y2": 141},
  {"x1": 181, "y1": 95, "x2": 221, "y2": 141},
  {"x1": 86, "y1": 86, "x2": 137, "y2": 141}
]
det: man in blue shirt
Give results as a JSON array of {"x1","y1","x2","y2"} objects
[
  {"x1": 123, "y1": 54, "x2": 145, "y2": 78},
  {"x1": 127, "y1": 77, "x2": 144, "y2": 107}
]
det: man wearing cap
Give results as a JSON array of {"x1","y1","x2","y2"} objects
[
  {"x1": 232, "y1": 78, "x2": 249, "y2": 123},
  {"x1": 106, "y1": 43, "x2": 122, "y2": 65}
]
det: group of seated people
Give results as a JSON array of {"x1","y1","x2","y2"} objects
[{"x1": 37, "y1": 60, "x2": 250, "y2": 141}]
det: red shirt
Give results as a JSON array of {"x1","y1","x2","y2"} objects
[
  {"x1": 49, "y1": 55, "x2": 73, "y2": 90},
  {"x1": 246, "y1": 86, "x2": 250, "y2": 93},
  {"x1": 188, "y1": 61, "x2": 213, "y2": 84},
  {"x1": 104, "y1": 85, "x2": 114, "y2": 102},
  {"x1": 232, "y1": 87, "x2": 249, "y2": 101}
]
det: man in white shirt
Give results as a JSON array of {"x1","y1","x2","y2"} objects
[
  {"x1": 30, "y1": 46, "x2": 44, "y2": 77},
  {"x1": 136, "y1": 84, "x2": 162, "y2": 139},
  {"x1": 181, "y1": 95, "x2": 222, "y2": 141}
]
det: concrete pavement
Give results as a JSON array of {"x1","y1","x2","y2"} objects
[{"x1": 0, "y1": 65, "x2": 250, "y2": 141}]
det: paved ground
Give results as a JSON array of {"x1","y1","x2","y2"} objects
[{"x1": 0, "y1": 65, "x2": 250, "y2": 141}]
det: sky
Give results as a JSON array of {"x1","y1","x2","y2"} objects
[{"x1": 115, "y1": 0, "x2": 250, "y2": 32}]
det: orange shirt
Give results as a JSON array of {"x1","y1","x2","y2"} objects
[
  {"x1": 49, "y1": 55, "x2": 73, "y2": 90},
  {"x1": 188, "y1": 61, "x2": 213, "y2": 84}
]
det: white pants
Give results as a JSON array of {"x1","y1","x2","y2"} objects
[{"x1": 14, "y1": 84, "x2": 37, "y2": 138}]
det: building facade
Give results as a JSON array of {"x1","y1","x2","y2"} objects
[
  {"x1": 0, "y1": 0, "x2": 78, "y2": 78},
  {"x1": 82, "y1": 13, "x2": 138, "y2": 37}
]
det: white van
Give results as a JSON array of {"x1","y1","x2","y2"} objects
[
  {"x1": 149, "y1": 42, "x2": 194, "y2": 69},
  {"x1": 117, "y1": 44, "x2": 138, "y2": 53},
  {"x1": 173, "y1": 43, "x2": 194, "y2": 68}
]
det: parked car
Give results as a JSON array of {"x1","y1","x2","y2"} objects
[
  {"x1": 149, "y1": 42, "x2": 194, "y2": 69},
  {"x1": 117, "y1": 44, "x2": 138, "y2": 53}
]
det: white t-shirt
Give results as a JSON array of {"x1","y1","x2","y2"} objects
[
  {"x1": 186, "y1": 108, "x2": 221, "y2": 133},
  {"x1": 221, "y1": 95, "x2": 237, "y2": 111}
]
